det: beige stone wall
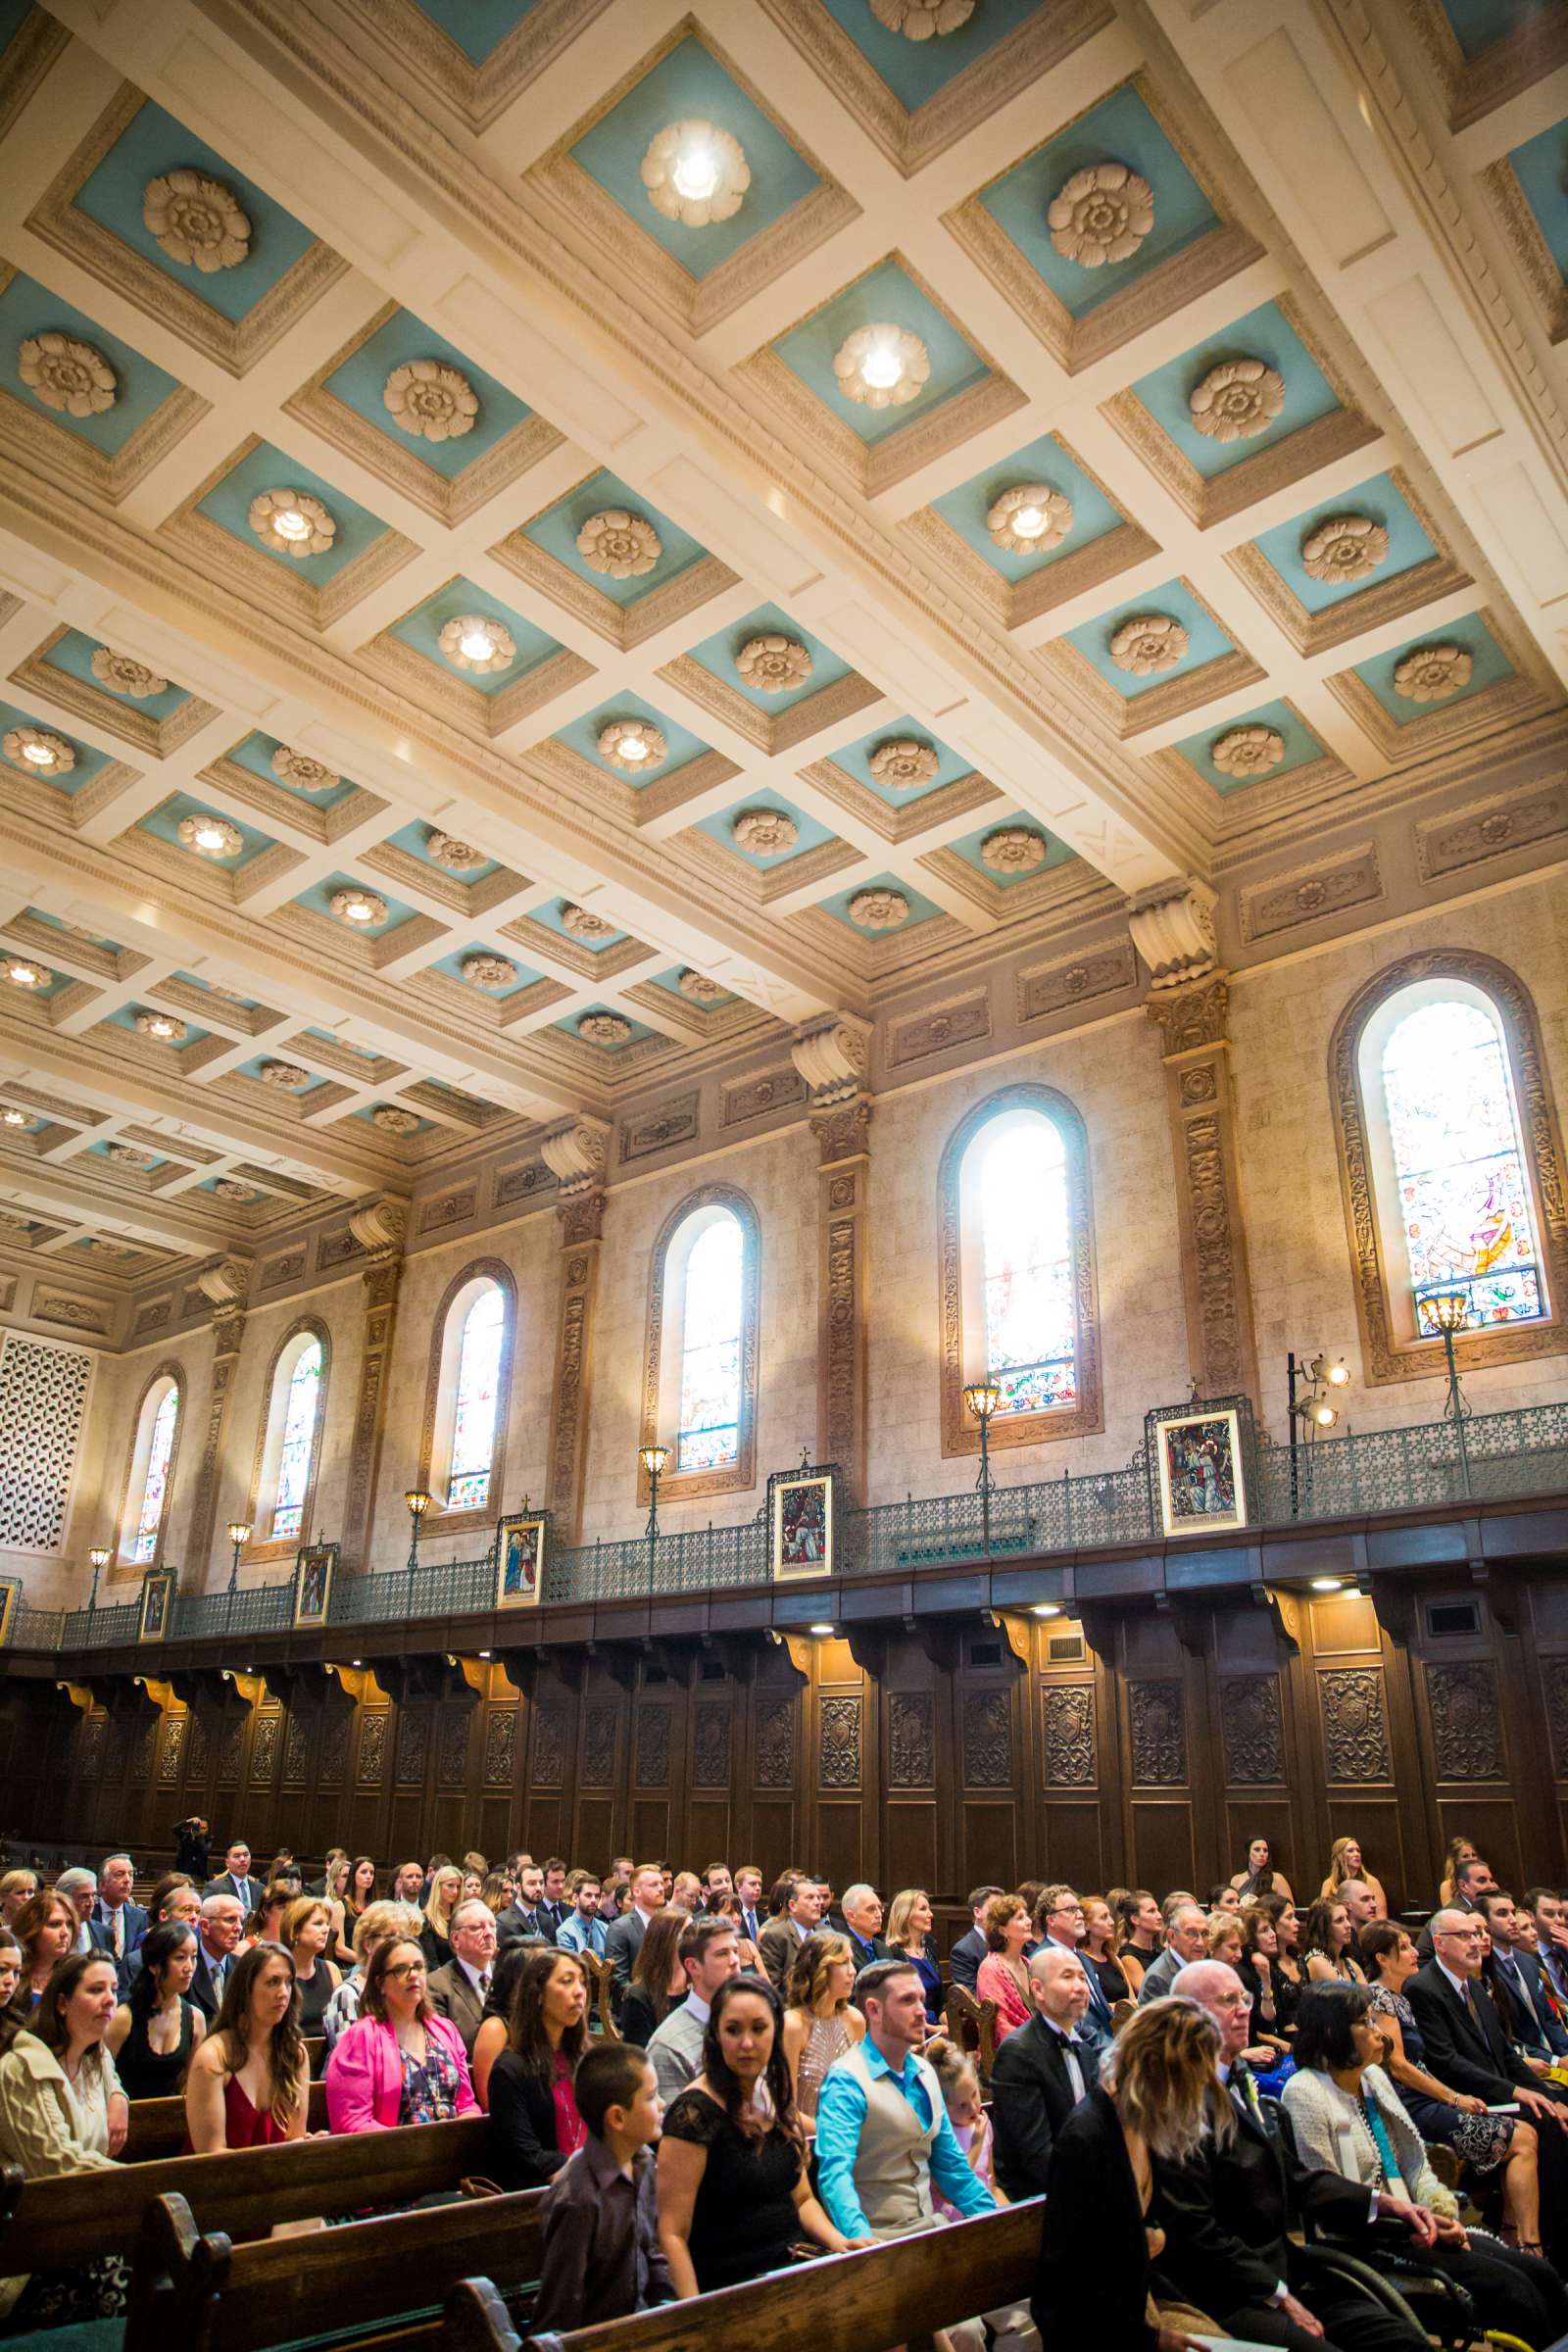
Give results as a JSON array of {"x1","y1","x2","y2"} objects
[
  {"x1": 1231, "y1": 865, "x2": 1568, "y2": 1433},
  {"x1": 578, "y1": 1124, "x2": 820, "y2": 1541}
]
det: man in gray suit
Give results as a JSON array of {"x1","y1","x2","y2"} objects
[
  {"x1": 427, "y1": 1899, "x2": 498, "y2": 2054},
  {"x1": 605, "y1": 1862, "x2": 667, "y2": 1995},
  {"x1": 758, "y1": 1875, "x2": 826, "y2": 1993},
  {"x1": 1137, "y1": 1901, "x2": 1207, "y2": 2002}
]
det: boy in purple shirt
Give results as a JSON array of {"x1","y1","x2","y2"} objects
[{"x1": 531, "y1": 2043, "x2": 674, "y2": 2332}]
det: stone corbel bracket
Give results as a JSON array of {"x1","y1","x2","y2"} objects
[
  {"x1": 791, "y1": 1013, "x2": 872, "y2": 1107},
  {"x1": 347, "y1": 1196, "x2": 408, "y2": 1256},
  {"x1": 1128, "y1": 877, "x2": 1218, "y2": 990},
  {"x1": 540, "y1": 1115, "x2": 612, "y2": 1195}
]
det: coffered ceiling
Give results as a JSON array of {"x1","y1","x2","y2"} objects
[{"x1": 0, "y1": 0, "x2": 1564, "y2": 1279}]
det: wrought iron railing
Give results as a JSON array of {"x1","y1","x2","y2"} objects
[{"x1": 6, "y1": 1397, "x2": 1566, "y2": 1653}]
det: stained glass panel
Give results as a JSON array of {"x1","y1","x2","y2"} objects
[
  {"x1": 130, "y1": 1385, "x2": 178, "y2": 1563},
  {"x1": 449, "y1": 1285, "x2": 504, "y2": 1510},
  {"x1": 975, "y1": 1116, "x2": 1077, "y2": 1413},
  {"x1": 1382, "y1": 998, "x2": 1545, "y2": 1329},
  {"x1": 270, "y1": 1340, "x2": 321, "y2": 1540},
  {"x1": 677, "y1": 1215, "x2": 743, "y2": 1472}
]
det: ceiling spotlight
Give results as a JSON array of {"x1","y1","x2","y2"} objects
[
  {"x1": 809, "y1": 1623, "x2": 835, "y2": 1637},
  {"x1": 272, "y1": 507, "x2": 310, "y2": 542},
  {"x1": 1032, "y1": 1602, "x2": 1062, "y2": 1618},
  {"x1": 642, "y1": 119, "x2": 749, "y2": 226},
  {"x1": 342, "y1": 896, "x2": 375, "y2": 923},
  {"x1": 617, "y1": 730, "x2": 651, "y2": 761},
  {"x1": 249, "y1": 487, "x2": 335, "y2": 560},
  {"x1": 1310, "y1": 1576, "x2": 1345, "y2": 1592},
  {"x1": 5, "y1": 960, "x2": 46, "y2": 990},
  {"x1": 461, "y1": 624, "x2": 496, "y2": 661},
  {"x1": 673, "y1": 140, "x2": 719, "y2": 203},
  {"x1": 195, "y1": 822, "x2": 226, "y2": 849},
  {"x1": 145, "y1": 1014, "x2": 177, "y2": 1039},
  {"x1": 439, "y1": 614, "x2": 516, "y2": 674},
  {"x1": 860, "y1": 336, "x2": 906, "y2": 391},
  {"x1": 21, "y1": 741, "x2": 52, "y2": 765},
  {"x1": 1011, "y1": 503, "x2": 1046, "y2": 538},
  {"x1": 834, "y1": 322, "x2": 930, "y2": 410},
  {"x1": 1, "y1": 1107, "x2": 27, "y2": 1127}
]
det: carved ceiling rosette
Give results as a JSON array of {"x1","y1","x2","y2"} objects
[
  {"x1": 677, "y1": 969, "x2": 726, "y2": 1003},
  {"x1": 980, "y1": 826, "x2": 1048, "y2": 874},
  {"x1": 259, "y1": 1060, "x2": 312, "y2": 1092},
  {"x1": 578, "y1": 1012, "x2": 632, "y2": 1046},
  {"x1": 597, "y1": 717, "x2": 667, "y2": 772},
  {"x1": 90, "y1": 648, "x2": 167, "y2": 699},
  {"x1": 1189, "y1": 357, "x2": 1286, "y2": 442},
  {"x1": 985, "y1": 482, "x2": 1074, "y2": 554},
  {"x1": 1393, "y1": 644, "x2": 1473, "y2": 704},
  {"x1": 1211, "y1": 723, "x2": 1286, "y2": 779},
  {"x1": 383, "y1": 358, "x2": 477, "y2": 442},
  {"x1": 735, "y1": 633, "x2": 812, "y2": 693},
  {"x1": 559, "y1": 902, "x2": 618, "y2": 941},
  {"x1": 731, "y1": 807, "x2": 798, "y2": 856},
  {"x1": 833, "y1": 323, "x2": 930, "y2": 409},
  {"x1": 143, "y1": 169, "x2": 251, "y2": 270},
  {"x1": 19, "y1": 332, "x2": 116, "y2": 416},
  {"x1": 270, "y1": 745, "x2": 338, "y2": 792},
  {"x1": 248, "y1": 487, "x2": 336, "y2": 560},
  {"x1": 870, "y1": 0, "x2": 976, "y2": 39},
  {"x1": 134, "y1": 1009, "x2": 188, "y2": 1042},
  {"x1": 868, "y1": 737, "x2": 941, "y2": 788},
  {"x1": 1300, "y1": 513, "x2": 1389, "y2": 583},
  {"x1": 371, "y1": 1105, "x2": 420, "y2": 1133},
  {"x1": 3, "y1": 724, "x2": 74, "y2": 776},
  {"x1": 1047, "y1": 162, "x2": 1154, "y2": 268},
  {"x1": 1110, "y1": 613, "x2": 1189, "y2": 674},
  {"x1": 640, "y1": 121, "x2": 750, "y2": 226},
  {"x1": 461, "y1": 953, "x2": 517, "y2": 993},
  {"x1": 847, "y1": 887, "x2": 910, "y2": 931},
  {"x1": 576, "y1": 508, "x2": 662, "y2": 578}
]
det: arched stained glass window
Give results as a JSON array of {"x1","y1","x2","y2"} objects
[
  {"x1": 676, "y1": 1213, "x2": 744, "y2": 1472},
  {"x1": 271, "y1": 1338, "x2": 322, "y2": 1539},
  {"x1": 971, "y1": 1113, "x2": 1077, "y2": 1415},
  {"x1": 1380, "y1": 995, "x2": 1546, "y2": 1330},
  {"x1": 448, "y1": 1285, "x2": 504, "y2": 1509},
  {"x1": 126, "y1": 1380, "x2": 179, "y2": 1564}
]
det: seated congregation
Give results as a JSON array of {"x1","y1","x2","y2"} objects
[{"x1": 3, "y1": 1827, "x2": 1568, "y2": 2351}]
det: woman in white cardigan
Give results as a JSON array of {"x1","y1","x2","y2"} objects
[
  {"x1": 1284, "y1": 1982, "x2": 1568, "y2": 2348},
  {"x1": 0, "y1": 1948, "x2": 129, "y2": 2327}
]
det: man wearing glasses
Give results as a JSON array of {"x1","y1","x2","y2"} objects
[
  {"x1": 1409, "y1": 1906, "x2": 1568, "y2": 2271},
  {"x1": 1034, "y1": 1885, "x2": 1114, "y2": 2051}
]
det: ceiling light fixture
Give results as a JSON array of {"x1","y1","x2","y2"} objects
[
  {"x1": 809, "y1": 1623, "x2": 835, "y2": 1637},
  {"x1": 1310, "y1": 1577, "x2": 1345, "y2": 1592},
  {"x1": 3, "y1": 725, "x2": 75, "y2": 777},
  {"x1": 134, "y1": 1009, "x2": 184, "y2": 1041},
  {"x1": 5, "y1": 960, "x2": 46, "y2": 990},
  {"x1": 178, "y1": 812, "x2": 243, "y2": 860},
  {"x1": 641, "y1": 120, "x2": 750, "y2": 226},
  {"x1": 833, "y1": 322, "x2": 930, "y2": 410},
  {"x1": 1, "y1": 1107, "x2": 28, "y2": 1127},
  {"x1": 1032, "y1": 1602, "x2": 1062, "y2": 1618},
  {"x1": 249, "y1": 487, "x2": 336, "y2": 560},
  {"x1": 439, "y1": 614, "x2": 515, "y2": 674}
]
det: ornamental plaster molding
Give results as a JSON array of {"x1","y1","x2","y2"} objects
[
  {"x1": 18, "y1": 331, "x2": 116, "y2": 416},
  {"x1": 176, "y1": 812, "x2": 243, "y2": 859},
  {"x1": 868, "y1": 736, "x2": 940, "y2": 789},
  {"x1": 259, "y1": 1060, "x2": 312, "y2": 1092},
  {"x1": 1189, "y1": 356, "x2": 1286, "y2": 442},
  {"x1": 1048, "y1": 162, "x2": 1154, "y2": 268},
  {"x1": 731, "y1": 806, "x2": 799, "y2": 856},
  {"x1": 143, "y1": 169, "x2": 250, "y2": 270},
  {"x1": 677, "y1": 969, "x2": 727, "y2": 1003},
  {"x1": 735, "y1": 632, "x2": 812, "y2": 693},
  {"x1": 214, "y1": 1179, "x2": 257, "y2": 1202},
  {"x1": 2, "y1": 723, "x2": 74, "y2": 775},
  {"x1": 461, "y1": 952, "x2": 516, "y2": 992},
  {"x1": 870, "y1": 0, "x2": 975, "y2": 33},
  {"x1": 981, "y1": 825, "x2": 1048, "y2": 873},
  {"x1": 847, "y1": 886, "x2": 910, "y2": 930},
  {"x1": 1128, "y1": 877, "x2": 1219, "y2": 989},
  {"x1": 539, "y1": 1116, "x2": 610, "y2": 1193},
  {"x1": 270, "y1": 744, "x2": 338, "y2": 791},
  {"x1": 328, "y1": 887, "x2": 388, "y2": 928},
  {"x1": 90, "y1": 647, "x2": 167, "y2": 699},
  {"x1": 578, "y1": 1011, "x2": 632, "y2": 1045},
  {"x1": 1110, "y1": 612, "x2": 1189, "y2": 674},
  {"x1": 1211, "y1": 723, "x2": 1286, "y2": 779},
  {"x1": 196, "y1": 1256, "x2": 250, "y2": 1310},
  {"x1": 640, "y1": 121, "x2": 750, "y2": 227},
  {"x1": 107, "y1": 1142, "x2": 157, "y2": 1169},
  {"x1": 372, "y1": 1105, "x2": 420, "y2": 1133},
  {"x1": 986, "y1": 482, "x2": 1073, "y2": 553},
  {"x1": 134, "y1": 1009, "x2": 187, "y2": 1042},
  {"x1": 424, "y1": 830, "x2": 487, "y2": 870},
  {"x1": 382, "y1": 357, "x2": 477, "y2": 441},
  {"x1": 575, "y1": 507, "x2": 662, "y2": 577},
  {"x1": 1300, "y1": 513, "x2": 1389, "y2": 583},
  {"x1": 249, "y1": 487, "x2": 336, "y2": 560},
  {"x1": 791, "y1": 1012, "x2": 871, "y2": 1106},
  {"x1": 559, "y1": 901, "x2": 618, "y2": 941},
  {"x1": 347, "y1": 1197, "x2": 408, "y2": 1255},
  {"x1": 596, "y1": 716, "x2": 667, "y2": 771},
  {"x1": 437, "y1": 615, "x2": 514, "y2": 672},
  {"x1": 1394, "y1": 642, "x2": 1473, "y2": 702},
  {"x1": 833, "y1": 322, "x2": 931, "y2": 409}
]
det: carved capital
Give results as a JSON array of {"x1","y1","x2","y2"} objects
[
  {"x1": 196, "y1": 1255, "x2": 250, "y2": 1310},
  {"x1": 1129, "y1": 877, "x2": 1218, "y2": 991},
  {"x1": 810, "y1": 1095, "x2": 872, "y2": 1167},
  {"x1": 557, "y1": 1190, "x2": 606, "y2": 1247},
  {"x1": 540, "y1": 1116, "x2": 611, "y2": 1194},
  {"x1": 791, "y1": 1012, "x2": 871, "y2": 1107},
  {"x1": 1146, "y1": 971, "x2": 1231, "y2": 1058},
  {"x1": 348, "y1": 1196, "x2": 408, "y2": 1256}
]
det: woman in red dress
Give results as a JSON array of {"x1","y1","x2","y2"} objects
[{"x1": 184, "y1": 1941, "x2": 309, "y2": 2149}]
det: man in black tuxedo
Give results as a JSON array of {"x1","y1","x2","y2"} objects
[
  {"x1": 990, "y1": 1945, "x2": 1100, "y2": 2197},
  {"x1": 1407, "y1": 1908, "x2": 1568, "y2": 2268},
  {"x1": 1155, "y1": 1961, "x2": 1432, "y2": 2349}
]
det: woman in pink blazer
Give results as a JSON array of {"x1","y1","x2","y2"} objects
[{"x1": 324, "y1": 1936, "x2": 477, "y2": 2132}]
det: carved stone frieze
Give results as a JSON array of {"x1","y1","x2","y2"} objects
[
  {"x1": 418, "y1": 1191, "x2": 475, "y2": 1234},
  {"x1": 962, "y1": 1690, "x2": 1011, "y2": 1787},
  {"x1": 1425, "y1": 1661, "x2": 1503, "y2": 1782},
  {"x1": 1044, "y1": 1687, "x2": 1096, "y2": 1786},
  {"x1": 1148, "y1": 972, "x2": 1259, "y2": 1402},
  {"x1": 889, "y1": 994, "x2": 990, "y2": 1068},
  {"x1": 548, "y1": 1231, "x2": 598, "y2": 1537},
  {"x1": 1240, "y1": 844, "x2": 1383, "y2": 944},
  {"x1": 619, "y1": 1093, "x2": 699, "y2": 1164},
  {"x1": 1220, "y1": 1676, "x2": 1287, "y2": 1784},
  {"x1": 1320, "y1": 1667, "x2": 1392, "y2": 1783},
  {"x1": 721, "y1": 1066, "x2": 805, "y2": 1127},
  {"x1": 1414, "y1": 783, "x2": 1568, "y2": 882},
  {"x1": 1146, "y1": 973, "x2": 1230, "y2": 1057},
  {"x1": 1129, "y1": 1679, "x2": 1187, "y2": 1785},
  {"x1": 888, "y1": 1691, "x2": 934, "y2": 1787},
  {"x1": 819, "y1": 1694, "x2": 861, "y2": 1788},
  {"x1": 1017, "y1": 940, "x2": 1138, "y2": 1025},
  {"x1": 496, "y1": 1161, "x2": 550, "y2": 1207}
]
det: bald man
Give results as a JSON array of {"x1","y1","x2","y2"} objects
[{"x1": 988, "y1": 1943, "x2": 1099, "y2": 2198}]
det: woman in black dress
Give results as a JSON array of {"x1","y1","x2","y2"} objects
[
  {"x1": 619, "y1": 1905, "x2": 688, "y2": 2047},
  {"x1": 282, "y1": 1897, "x2": 340, "y2": 2040},
  {"x1": 658, "y1": 1975, "x2": 861, "y2": 2295},
  {"x1": 104, "y1": 1922, "x2": 205, "y2": 2098}
]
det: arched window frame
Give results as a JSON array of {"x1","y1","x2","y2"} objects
[
  {"x1": 939, "y1": 1084, "x2": 1103, "y2": 1456},
  {"x1": 1331, "y1": 949, "x2": 1568, "y2": 1385},
  {"x1": 244, "y1": 1318, "x2": 331, "y2": 1560},
  {"x1": 113, "y1": 1362, "x2": 185, "y2": 1579},
  {"x1": 639, "y1": 1186, "x2": 760, "y2": 1504},
  {"x1": 419, "y1": 1259, "x2": 517, "y2": 1532}
]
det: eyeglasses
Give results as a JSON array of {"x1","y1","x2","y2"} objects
[
  {"x1": 385, "y1": 1963, "x2": 427, "y2": 1980},
  {"x1": 1436, "y1": 1927, "x2": 1484, "y2": 1941}
]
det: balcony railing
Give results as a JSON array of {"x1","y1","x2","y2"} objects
[{"x1": 8, "y1": 1396, "x2": 1567, "y2": 1654}]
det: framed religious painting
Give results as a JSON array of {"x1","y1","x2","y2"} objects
[
  {"x1": 495, "y1": 1510, "x2": 547, "y2": 1610},
  {"x1": 0, "y1": 1577, "x2": 18, "y2": 1647},
  {"x1": 1147, "y1": 1395, "x2": 1255, "y2": 1541},
  {"x1": 768, "y1": 1460, "x2": 841, "y2": 1581},
  {"x1": 138, "y1": 1566, "x2": 175, "y2": 1642},
  {"x1": 292, "y1": 1541, "x2": 337, "y2": 1630}
]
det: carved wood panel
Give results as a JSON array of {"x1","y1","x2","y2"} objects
[
  {"x1": 1220, "y1": 1675, "x2": 1286, "y2": 1784},
  {"x1": 581, "y1": 1703, "x2": 618, "y2": 1788},
  {"x1": 1321, "y1": 1666, "x2": 1393, "y2": 1783},
  {"x1": 756, "y1": 1695, "x2": 795, "y2": 1788},
  {"x1": 692, "y1": 1701, "x2": 731, "y2": 1788},
  {"x1": 819, "y1": 1695, "x2": 860, "y2": 1789},
  {"x1": 961, "y1": 1690, "x2": 1011, "y2": 1788},
  {"x1": 888, "y1": 1692, "x2": 934, "y2": 1788},
  {"x1": 1128, "y1": 1679, "x2": 1187, "y2": 1786},
  {"x1": 1424, "y1": 1661, "x2": 1504, "y2": 1782},
  {"x1": 1043, "y1": 1687, "x2": 1096, "y2": 1786}
]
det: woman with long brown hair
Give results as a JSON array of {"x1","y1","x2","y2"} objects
[
  {"x1": 486, "y1": 1947, "x2": 590, "y2": 2187},
  {"x1": 1302, "y1": 1898, "x2": 1367, "y2": 1985},
  {"x1": 0, "y1": 1950, "x2": 129, "y2": 2327},
  {"x1": 780, "y1": 1932, "x2": 863, "y2": 2127},
  {"x1": 13, "y1": 1891, "x2": 75, "y2": 2014},
  {"x1": 659, "y1": 1974, "x2": 860, "y2": 2296},
  {"x1": 184, "y1": 1941, "x2": 309, "y2": 2149},
  {"x1": 324, "y1": 1935, "x2": 476, "y2": 2132},
  {"x1": 620, "y1": 1905, "x2": 689, "y2": 2047}
]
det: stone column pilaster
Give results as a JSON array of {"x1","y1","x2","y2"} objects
[
  {"x1": 541, "y1": 1119, "x2": 610, "y2": 1541},
  {"x1": 792, "y1": 1016, "x2": 872, "y2": 1494},
  {"x1": 189, "y1": 1257, "x2": 250, "y2": 1589},
  {"x1": 342, "y1": 1199, "x2": 408, "y2": 1572}
]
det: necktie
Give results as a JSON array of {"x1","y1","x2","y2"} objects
[
  {"x1": 113, "y1": 1910, "x2": 123, "y2": 1958},
  {"x1": 478, "y1": 1972, "x2": 491, "y2": 1999},
  {"x1": 1463, "y1": 1978, "x2": 1485, "y2": 2034}
]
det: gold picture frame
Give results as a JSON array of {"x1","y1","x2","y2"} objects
[
  {"x1": 292, "y1": 1542, "x2": 336, "y2": 1630},
  {"x1": 495, "y1": 1511, "x2": 547, "y2": 1609},
  {"x1": 137, "y1": 1567, "x2": 175, "y2": 1642}
]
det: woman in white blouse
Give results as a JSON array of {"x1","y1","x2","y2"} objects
[{"x1": 0, "y1": 1949, "x2": 128, "y2": 2327}]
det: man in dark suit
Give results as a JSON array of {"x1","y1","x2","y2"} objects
[
  {"x1": 1480, "y1": 1891, "x2": 1568, "y2": 2061},
  {"x1": 948, "y1": 1886, "x2": 1003, "y2": 1996},
  {"x1": 187, "y1": 1891, "x2": 245, "y2": 2022},
  {"x1": 758, "y1": 1875, "x2": 825, "y2": 1994},
  {"x1": 1416, "y1": 1854, "x2": 1496, "y2": 1959},
  {"x1": 1156, "y1": 1959, "x2": 1432, "y2": 2349},
  {"x1": 427, "y1": 1899, "x2": 497, "y2": 2055},
  {"x1": 1525, "y1": 1885, "x2": 1568, "y2": 2011},
  {"x1": 834, "y1": 1885, "x2": 890, "y2": 1978},
  {"x1": 605, "y1": 1862, "x2": 667, "y2": 1993},
  {"x1": 1036, "y1": 1884, "x2": 1116, "y2": 2052},
  {"x1": 990, "y1": 1946, "x2": 1100, "y2": 2197},
  {"x1": 92, "y1": 1852, "x2": 148, "y2": 1994},
  {"x1": 497, "y1": 1861, "x2": 553, "y2": 1947},
  {"x1": 533, "y1": 1859, "x2": 569, "y2": 1941},
  {"x1": 203, "y1": 1840, "x2": 264, "y2": 1916}
]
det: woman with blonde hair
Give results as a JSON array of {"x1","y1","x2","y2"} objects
[
  {"x1": 282, "y1": 1895, "x2": 340, "y2": 2038},
  {"x1": 419, "y1": 1865, "x2": 463, "y2": 1972},
  {"x1": 1437, "y1": 1835, "x2": 1480, "y2": 1910},
  {"x1": 781, "y1": 1932, "x2": 863, "y2": 2127},
  {"x1": 884, "y1": 1888, "x2": 942, "y2": 2023},
  {"x1": 1318, "y1": 1834, "x2": 1389, "y2": 1916},
  {"x1": 0, "y1": 1871, "x2": 38, "y2": 1928},
  {"x1": 1035, "y1": 1998, "x2": 1226, "y2": 2350},
  {"x1": 1082, "y1": 1894, "x2": 1131, "y2": 2006}
]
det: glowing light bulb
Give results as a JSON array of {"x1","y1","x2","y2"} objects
[
  {"x1": 672, "y1": 139, "x2": 719, "y2": 202},
  {"x1": 21, "y1": 742, "x2": 53, "y2": 765},
  {"x1": 618, "y1": 731, "x2": 650, "y2": 761},
  {"x1": 460, "y1": 624, "x2": 495, "y2": 662},
  {"x1": 1326, "y1": 1360, "x2": 1350, "y2": 1386},
  {"x1": 2, "y1": 1108, "x2": 26, "y2": 1127},
  {"x1": 272, "y1": 507, "x2": 311, "y2": 543},
  {"x1": 1313, "y1": 1400, "x2": 1338, "y2": 1427},
  {"x1": 147, "y1": 1016, "x2": 175, "y2": 1038},
  {"x1": 1012, "y1": 504, "x2": 1046, "y2": 538},
  {"x1": 343, "y1": 896, "x2": 375, "y2": 923},
  {"x1": 859, "y1": 338, "x2": 905, "y2": 391},
  {"x1": 194, "y1": 824, "x2": 226, "y2": 851},
  {"x1": 6, "y1": 961, "x2": 41, "y2": 988}
]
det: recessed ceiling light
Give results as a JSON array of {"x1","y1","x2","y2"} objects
[
  {"x1": 327, "y1": 887, "x2": 389, "y2": 930},
  {"x1": 249, "y1": 487, "x2": 336, "y2": 560},
  {"x1": 618, "y1": 731, "x2": 650, "y2": 760},
  {"x1": 439, "y1": 614, "x2": 516, "y2": 674},
  {"x1": 833, "y1": 322, "x2": 931, "y2": 410},
  {"x1": 1032, "y1": 1602, "x2": 1061, "y2": 1618},
  {"x1": 809, "y1": 1623, "x2": 835, "y2": 1637},
  {"x1": 1310, "y1": 1576, "x2": 1345, "y2": 1592},
  {"x1": 22, "y1": 742, "x2": 52, "y2": 764},
  {"x1": 344, "y1": 898, "x2": 374, "y2": 922},
  {"x1": 5, "y1": 960, "x2": 46, "y2": 990},
  {"x1": 1, "y1": 1107, "x2": 27, "y2": 1127},
  {"x1": 146, "y1": 1017, "x2": 176, "y2": 1038},
  {"x1": 273, "y1": 507, "x2": 309, "y2": 541},
  {"x1": 2, "y1": 724, "x2": 75, "y2": 778},
  {"x1": 641, "y1": 119, "x2": 750, "y2": 225},
  {"x1": 1012, "y1": 504, "x2": 1045, "y2": 536}
]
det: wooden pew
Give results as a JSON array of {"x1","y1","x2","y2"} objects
[
  {"x1": 578, "y1": 1950, "x2": 620, "y2": 2041},
  {"x1": 3, "y1": 2114, "x2": 493, "y2": 2278},
  {"x1": 442, "y1": 2200, "x2": 1046, "y2": 2352},
  {"x1": 942, "y1": 1984, "x2": 999, "y2": 2082},
  {"x1": 135, "y1": 2177, "x2": 547, "y2": 2352},
  {"x1": 122, "y1": 2077, "x2": 328, "y2": 2158}
]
